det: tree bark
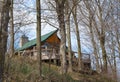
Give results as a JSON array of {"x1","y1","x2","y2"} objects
[
  {"x1": 72, "y1": 0, "x2": 83, "y2": 71},
  {"x1": 100, "y1": 34, "x2": 107, "y2": 72},
  {"x1": 6, "y1": 0, "x2": 14, "y2": 81},
  {"x1": 65, "y1": 0, "x2": 72, "y2": 72},
  {"x1": 55, "y1": 0, "x2": 67, "y2": 74},
  {"x1": 89, "y1": 19, "x2": 100, "y2": 73},
  {"x1": 111, "y1": 37, "x2": 117, "y2": 81},
  {"x1": 99, "y1": 12, "x2": 107, "y2": 73},
  {"x1": 36, "y1": 0, "x2": 42, "y2": 79},
  {"x1": 10, "y1": 0, "x2": 14, "y2": 56},
  {"x1": 98, "y1": 0, "x2": 107, "y2": 73},
  {"x1": 0, "y1": 0, "x2": 11, "y2": 81}
]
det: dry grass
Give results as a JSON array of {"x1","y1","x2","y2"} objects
[{"x1": 3, "y1": 56, "x2": 117, "y2": 82}]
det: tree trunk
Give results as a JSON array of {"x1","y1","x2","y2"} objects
[
  {"x1": 55, "y1": 0, "x2": 67, "y2": 74},
  {"x1": 36, "y1": 0, "x2": 42, "y2": 78},
  {"x1": 97, "y1": 1, "x2": 107, "y2": 73},
  {"x1": 84, "y1": 0, "x2": 100, "y2": 73},
  {"x1": 100, "y1": 34, "x2": 107, "y2": 72},
  {"x1": 111, "y1": 38, "x2": 117, "y2": 81},
  {"x1": 6, "y1": 0, "x2": 14, "y2": 81},
  {"x1": 72, "y1": 1, "x2": 83, "y2": 71},
  {"x1": 0, "y1": 0, "x2": 11, "y2": 81},
  {"x1": 89, "y1": 23, "x2": 100, "y2": 73},
  {"x1": 65, "y1": 0, "x2": 72, "y2": 72},
  {"x1": 10, "y1": 0, "x2": 14, "y2": 56},
  {"x1": 88, "y1": 4, "x2": 100, "y2": 73}
]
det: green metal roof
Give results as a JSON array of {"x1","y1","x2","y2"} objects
[{"x1": 17, "y1": 30, "x2": 57, "y2": 51}]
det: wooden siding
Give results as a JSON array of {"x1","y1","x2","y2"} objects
[{"x1": 46, "y1": 33, "x2": 60, "y2": 45}]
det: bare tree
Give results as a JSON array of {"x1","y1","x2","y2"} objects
[
  {"x1": 0, "y1": 0, "x2": 11, "y2": 81},
  {"x1": 72, "y1": 0, "x2": 83, "y2": 71},
  {"x1": 6, "y1": 0, "x2": 14, "y2": 81},
  {"x1": 65, "y1": 0, "x2": 72, "y2": 72},
  {"x1": 79, "y1": 0, "x2": 119, "y2": 74},
  {"x1": 83, "y1": 0, "x2": 100, "y2": 73},
  {"x1": 55, "y1": 0, "x2": 67, "y2": 74},
  {"x1": 10, "y1": 0, "x2": 14, "y2": 56},
  {"x1": 36, "y1": 0, "x2": 42, "y2": 79},
  {"x1": 96, "y1": 0, "x2": 107, "y2": 72}
]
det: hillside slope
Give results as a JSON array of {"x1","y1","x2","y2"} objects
[{"x1": 4, "y1": 56, "x2": 116, "y2": 82}]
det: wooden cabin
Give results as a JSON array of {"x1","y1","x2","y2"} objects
[
  {"x1": 16, "y1": 30, "x2": 91, "y2": 69},
  {"x1": 16, "y1": 30, "x2": 61, "y2": 64}
]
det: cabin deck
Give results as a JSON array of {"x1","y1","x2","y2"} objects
[
  {"x1": 17, "y1": 48, "x2": 91, "y2": 64},
  {"x1": 17, "y1": 48, "x2": 60, "y2": 60}
]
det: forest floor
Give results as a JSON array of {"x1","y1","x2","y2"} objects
[{"x1": 4, "y1": 56, "x2": 117, "y2": 82}]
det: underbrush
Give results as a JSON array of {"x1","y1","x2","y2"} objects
[{"x1": 4, "y1": 56, "x2": 116, "y2": 82}]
